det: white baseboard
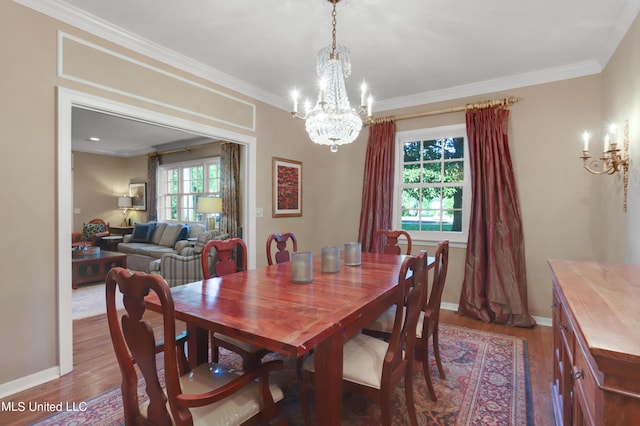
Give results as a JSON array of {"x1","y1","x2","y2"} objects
[
  {"x1": 0, "y1": 367, "x2": 60, "y2": 399},
  {"x1": 442, "y1": 303, "x2": 552, "y2": 327}
]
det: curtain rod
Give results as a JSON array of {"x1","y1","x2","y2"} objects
[
  {"x1": 147, "y1": 140, "x2": 225, "y2": 157},
  {"x1": 367, "y1": 96, "x2": 520, "y2": 126},
  {"x1": 148, "y1": 147, "x2": 192, "y2": 157}
]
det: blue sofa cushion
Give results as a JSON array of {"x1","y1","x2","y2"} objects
[{"x1": 131, "y1": 222, "x2": 156, "y2": 243}]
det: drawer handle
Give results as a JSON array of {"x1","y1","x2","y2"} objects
[
  {"x1": 550, "y1": 302, "x2": 557, "y2": 308},
  {"x1": 560, "y1": 323, "x2": 568, "y2": 332},
  {"x1": 572, "y1": 368, "x2": 584, "y2": 380}
]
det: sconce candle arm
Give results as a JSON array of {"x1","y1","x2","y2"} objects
[{"x1": 579, "y1": 120, "x2": 630, "y2": 212}]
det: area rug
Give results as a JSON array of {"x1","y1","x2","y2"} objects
[
  {"x1": 34, "y1": 324, "x2": 532, "y2": 425},
  {"x1": 73, "y1": 282, "x2": 122, "y2": 320}
]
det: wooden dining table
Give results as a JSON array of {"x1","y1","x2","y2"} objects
[{"x1": 145, "y1": 251, "x2": 429, "y2": 424}]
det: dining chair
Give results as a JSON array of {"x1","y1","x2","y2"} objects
[
  {"x1": 266, "y1": 232, "x2": 298, "y2": 265},
  {"x1": 201, "y1": 238, "x2": 271, "y2": 370},
  {"x1": 299, "y1": 251, "x2": 428, "y2": 426},
  {"x1": 373, "y1": 229, "x2": 412, "y2": 255},
  {"x1": 415, "y1": 239, "x2": 449, "y2": 401},
  {"x1": 201, "y1": 237, "x2": 248, "y2": 278},
  {"x1": 105, "y1": 267, "x2": 285, "y2": 426},
  {"x1": 362, "y1": 240, "x2": 450, "y2": 401}
]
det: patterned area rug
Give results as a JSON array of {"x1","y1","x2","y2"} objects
[{"x1": 35, "y1": 324, "x2": 532, "y2": 425}]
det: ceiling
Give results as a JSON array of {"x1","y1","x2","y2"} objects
[{"x1": 22, "y1": 0, "x2": 640, "y2": 156}]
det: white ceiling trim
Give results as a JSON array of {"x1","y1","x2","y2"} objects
[
  {"x1": 15, "y1": 0, "x2": 637, "y2": 113},
  {"x1": 376, "y1": 60, "x2": 602, "y2": 112},
  {"x1": 16, "y1": 0, "x2": 281, "y2": 108}
]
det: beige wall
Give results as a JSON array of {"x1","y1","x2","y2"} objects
[
  {"x1": 601, "y1": 11, "x2": 640, "y2": 263},
  {"x1": 72, "y1": 152, "x2": 146, "y2": 229},
  {"x1": 2, "y1": 0, "x2": 638, "y2": 393}
]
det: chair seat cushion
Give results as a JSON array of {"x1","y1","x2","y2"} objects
[
  {"x1": 214, "y1": 333, "x2": 266, "y2": 353},
  {"x1": 303, "y1": 333, "x2": 391, "y2": 389},
  {"x1": 141, "y1": 363, "x2": 283, "y2": 426},
  {"x1": 366, "y1": 306, "x2": 426, "y2": 338}
]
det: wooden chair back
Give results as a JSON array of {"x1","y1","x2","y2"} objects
[
  {"x1": 201, "y1": 238, "x2": 247, "y2": 278},
  {"x1": 416, "y1": 239, "x2": 449, "y2": 401},
  {"x1": 105, "y1": 267, "x2": 187, "y2": 425},
  {"x1": 373, "y1": 229, "x2": 412, "y2": 255},
  {"x1": 266, "y1": 232, "x2": 298, "y2": 265},
  {"x1": 385, "y1": 251, "x2": 428, "y2": 382},
  {"x1": 423, "y1": 240, "x2": 449, "y2": 334}
]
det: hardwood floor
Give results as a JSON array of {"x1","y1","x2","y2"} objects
[{"x1": 0, "y1": 310, "x2": 554, "y2": 425}]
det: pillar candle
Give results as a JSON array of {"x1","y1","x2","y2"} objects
[
  {"x1": 321, "y1": 246, "x2": 341, "y2": 273},
  {"x1": 291, "y1": 252, "x2": 313, "y2": 283},
  {"x1": 344, "y1": 242, "x2": 362, "y2": 266}
]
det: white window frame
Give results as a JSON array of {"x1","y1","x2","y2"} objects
[
  {"x1": 393, "y1": 124, "x2": 471, "y2": 247},
  {"x1": 157, "y1": 157, "x2": 221, "y2": 222}
]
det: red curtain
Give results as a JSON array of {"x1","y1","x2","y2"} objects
[
  {"x1": 358, "y1": 121, "x2": 396, "y2": 252},
  {"x1": 458, "y1": 108, "x2": 535, "y2": 327}
]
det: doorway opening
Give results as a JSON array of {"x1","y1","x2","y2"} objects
[{"x1": 58, "y1": 87, "x2": 257, "y2": 374}]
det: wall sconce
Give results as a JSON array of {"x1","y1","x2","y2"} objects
[
  {"x1": 580, "y1": 120, "x2": 630, "y2": 212},
  {"x1": 117, "y1": 196, "x2": 132, "y2": 226}
]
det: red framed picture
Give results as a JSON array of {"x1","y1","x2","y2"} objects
[{"x1": 272, "y1": 157, "x2": 302, "y2": 217}]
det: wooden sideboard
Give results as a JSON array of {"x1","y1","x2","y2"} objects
[{"x1": 549, "y1": 260, "x2": 640, "y2": 425}]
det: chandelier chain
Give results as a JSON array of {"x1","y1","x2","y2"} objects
[{"x1": 331, "y1": 2, "x2": 337, "y2": 54}]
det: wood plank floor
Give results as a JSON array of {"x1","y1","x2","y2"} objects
[{"x1": 0, "y1": 310, "x2": 554, "y2": 425}]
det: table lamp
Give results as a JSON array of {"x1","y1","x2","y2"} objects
[
  {"x1": 117, "y1": 196, "x2": 132, "y2": 226},
  {"x1": 197, "y1": 197, "x2": 222, "y2": 230}
]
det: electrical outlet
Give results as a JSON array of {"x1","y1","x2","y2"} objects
[{"x1": 256, "y1": 208, "x2": 264, "y2": 218}]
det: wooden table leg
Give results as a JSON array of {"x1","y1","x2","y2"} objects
[
  {"x1": 314, "y1": 331, "x2": 343, "y2": 425},
  {"x1": 187, "y1": 324, "x2": 209, "y2": 369}
]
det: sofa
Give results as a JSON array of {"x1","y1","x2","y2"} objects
[{"x1": 117, "y1": 221, "x2": 203, "y2": 273}]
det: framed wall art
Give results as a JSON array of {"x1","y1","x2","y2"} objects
[
  {"x1": 129, "y1": 182, "x2": 147, "y2": 211},
  {"x1": 272, "y1": 157, "x2": 302, "y2": 217}
]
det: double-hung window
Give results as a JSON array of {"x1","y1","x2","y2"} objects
[
  {"x1": 394, "y1": 124, "x2": 470, "y2": 246},
  {"x1": 157, "y1": 157, "x2": 221, "y2": 221}
]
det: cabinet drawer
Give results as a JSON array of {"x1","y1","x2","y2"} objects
[
  {"x1": 559, "y1": 301, "x2": 575, "y2": 363},
  {"x1": 572, "y1": 341, "x2": 598, "y2": 426}
]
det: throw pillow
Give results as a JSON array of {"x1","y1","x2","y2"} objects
[
  {"x1": 150, "y1": 222, "x2": 168, "y2": 245},
  {"x1": 159, "y1": 223, "x2": 183, "y2": 247},
  {"x1": 82, "y1": 223, "x2": 105, "y2": 241},
  {"x1": 131, "y1": 222, "x2": 156, "y2": 243},
  {"x1": 177, "y1": 224, "x2": 190, "y2": 241}
]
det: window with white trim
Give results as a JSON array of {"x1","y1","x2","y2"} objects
[
  {"x1": 157, "y1": 157, "x2": 221, "y2": 221},
  {"x1": 394, "y1": 124, "x2": 470, "y2": 245}
]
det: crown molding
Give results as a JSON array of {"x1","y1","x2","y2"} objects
[
  {"x1": 376, "y1": 60, "x2": 602, "y2": 113},
  {"x1": 15, "y1": 0, "x2": 283, "y2": 109},
  {"x1": 14, "y1": 0, "x2": 617, "y2": 114}
]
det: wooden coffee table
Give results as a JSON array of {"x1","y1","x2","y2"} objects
[{"x1": 72, "y1": 250, "x2": 127, "y2": 289}]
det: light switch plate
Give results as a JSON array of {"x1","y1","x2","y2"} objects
[{"x1": 256, "y1": 208, "x2": 264, "y2": 218}]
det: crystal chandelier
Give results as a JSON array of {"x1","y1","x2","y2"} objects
[{"x1": 291, "y1": 0, "x2": 372, "y2": 153}]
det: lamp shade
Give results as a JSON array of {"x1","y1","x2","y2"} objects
[
  {"x1": 197, "y1": 197, "x2": 222, "y2": 213},
  {"x1": 117, "y1": 196, "x2": 132, "y2": 209}
]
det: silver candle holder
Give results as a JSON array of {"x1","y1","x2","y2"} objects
[
  {"x1": 321, "y1": 246, "x2": 341, "y2": 273},
  {"x1": 291, "y1": 252, "x2": 313, "y2": 283},
  {"x1": 344, "y1": 242, "x2": 362, "y2": 266}
]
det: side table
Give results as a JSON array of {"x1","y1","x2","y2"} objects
[
  {"x1": 100, "y1": 235, "x2": 123, "y2": 251},
  {"x1": 110, "y1": 226, "x2": 134, "y2": 236}
]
